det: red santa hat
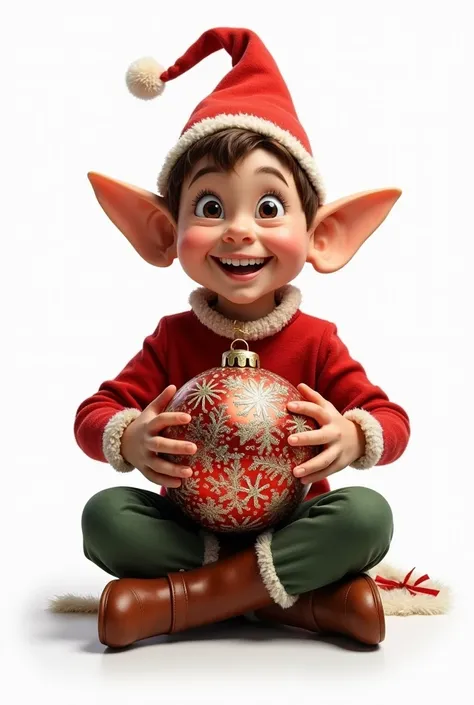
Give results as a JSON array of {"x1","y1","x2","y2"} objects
[{"x1": 125, "y1": 27, "x2": 326, "y2": 203}]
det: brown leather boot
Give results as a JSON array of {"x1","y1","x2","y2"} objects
[
  {"x1": 255, "y1": 573, "x2": 385, "y2": 645},
  {"x1": 98, "y1": 546, "x2": 272, "y2": 648}
]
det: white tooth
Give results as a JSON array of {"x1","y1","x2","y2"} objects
[{"x1": 218, "y1": 257, "x2": 267, "y2": 266}]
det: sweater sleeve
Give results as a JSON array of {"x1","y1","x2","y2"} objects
[
  {"x1": 316, "y1": 323, "x2": 410, "y2": 469},
  {"x1": 73, "y1": 317, "x2": 169, "y2": 473}
]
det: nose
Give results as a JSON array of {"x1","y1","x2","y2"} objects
[{"x1": 222, "y1": 219, "x2": 256, "y2": 244}]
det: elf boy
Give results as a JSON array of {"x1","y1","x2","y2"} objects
[{"x1": 75, "y1": 27, "x2": 410, "y2": 649}]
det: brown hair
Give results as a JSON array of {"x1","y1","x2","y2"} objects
[{"x1": 165, "y1": 128, "x2": 319, "y2": 227}]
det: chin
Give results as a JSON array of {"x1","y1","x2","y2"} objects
[
  {"x1": 225, "y1": 295, "x2": 255, "y2": 306},
  {"x1": 222, "y1": 289, "x2": 272, "y2": 305}
]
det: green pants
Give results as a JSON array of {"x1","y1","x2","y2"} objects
[{"x1": 82, "y1": 485, "x2": 393, "y2": 605}]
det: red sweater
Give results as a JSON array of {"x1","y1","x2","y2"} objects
[{"x1": 74, "y1": 293, "x2": 410, "y2": 501}]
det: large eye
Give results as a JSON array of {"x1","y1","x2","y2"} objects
[
  {"x1": 256, "y1": 194, "x2": 285, "y2": 219},
  {"x1": 194, "y1": 194, "x2": 224, "y2": 219}
]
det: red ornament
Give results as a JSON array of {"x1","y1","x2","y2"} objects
[{"x1": 160, "y1": 339, "x2": 320, "y2": 533}]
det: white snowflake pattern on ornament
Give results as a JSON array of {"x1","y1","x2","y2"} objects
[
  {"x1": 206, "y1": 458, "x2": 247, "y2": 515},
  {"x1": 186, "y1": 379, "x2": 225, "y2": 412},
  {"x1": 266, "y1": 488, "x2": 292, "y2": 520},
  {"x1": 185, "y1": 406, "x2": 232, "y2": 472},
  {"x1": 233, "y1": 378, "x2": 287, "y2": 420},
  {"x1": 222, "y1": 375, "x2": 242, "y2": 392},
  {"x1": 235, "y1": 416, "x2": 284, "y2": 454},
  {"x1": 178, "y1": 476, "x2": 200, "y2": 498},
  {"x1": 226, "y1": 514, "x2": 263, "y2": 532},
  {"x1": 287, "y1": 415, "x2": 315, "y2": 435},
  {"x1": 249, "y1": 454, "x2": 293, "y2": 485},
  {"x1": 241, "y1": 473, "x2": 271, "y2": 509},
  {"x1": 198, "y1": 497, "x2": 228, "y2": 524}
]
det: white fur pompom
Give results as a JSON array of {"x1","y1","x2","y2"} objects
[{"x1": 125, "y1": 57, "x2": 166, "y2": 99}]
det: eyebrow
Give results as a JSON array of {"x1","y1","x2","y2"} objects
[
  {"x1": 254, "y1": 166, "x2": 288, "y2": 187},
  {"x1": 188, "y1": 166, "x2": 223, "y2": 188},
  {"x1": 188, "y1": 165, "x2": 289, "y2": 189}
]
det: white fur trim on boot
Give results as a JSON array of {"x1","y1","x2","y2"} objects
[
  {"x1": 202, "y1": 532, "x2": 220, "y2": 565},
  {"x1": 102, "y1": 408, "x2": 141, "y2": 472},
  {"x1": 343, "y1": 408, "x2": 384, "y2": 469},
  {"x1": 255, "y1": 531, "x2": 298, "y2": 608}
]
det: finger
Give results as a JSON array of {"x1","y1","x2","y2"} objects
[
  {"x1": 148, "y1": 411, "x2": 192, "y2": 435},
  {"x1": 299, "y1": 459, "x2": 344, "y2": 485},
  {"x1": 149, "y1": 454, "x2": 194, "y2": 479},
  {"x1": 144, "y1": 385, "x2": 176, "y2": 414},
  {"x1": 297, "y1": 384, "x2": 330, "y2": 408},
  {"x1": 293, "y1": 447, "x2": 339, "y2": 478},
  {"x1": 142, "y1": 465, "x2": 183, "y2": 489},
  {"x1": 148, "y1": 435, "x2": 197, "y2": 456},
  {"x1": 288, "y1": 425, "x2": 337, "y2": 447},
  {"x1": 287, "y1": 400, "x2": 332, "y2": 425}
]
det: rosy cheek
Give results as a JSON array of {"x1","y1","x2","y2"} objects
[
  {"x1": 178, "y1": 226, "x2": 211, "y2": 256},
  {"x1": 268, "y1": 227, "x2": 306, "y2": 259}
]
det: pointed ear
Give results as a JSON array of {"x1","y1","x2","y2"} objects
[
  {"x1": 87, "y1": 172, "x2": 177, "y2": 267},
  {"x1": 307, "y1": 188, "x2": 402, "y2": 273}
]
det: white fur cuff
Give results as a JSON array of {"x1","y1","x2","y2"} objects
[
  {"x1": 102, "y1": 408, "x2": 141, "y2": 472},
  {"x1": 188, "y1": 284, "x2": 302, "y2": 341},
  {"x1": 343, "y1": 408, "x2": 384, "y2": 469},
  {"x1": 202, "y1": 532, "x2": 220, "y2": 565},
  {"x1": 255, "y1": 531, "x2": 299, "y2": 608}
]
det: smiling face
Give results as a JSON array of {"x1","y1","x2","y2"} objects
[{"x1": 176, "y1": 148, "x2": 315, "y2": 320}]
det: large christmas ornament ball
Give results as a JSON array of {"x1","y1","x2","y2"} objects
[{"x1": 160, "y1": 339, "x2": 320, "y2": 533}]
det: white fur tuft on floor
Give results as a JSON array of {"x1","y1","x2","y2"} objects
[{"x1": 367, "y1": 562, "x2": 450, "y2": 616}]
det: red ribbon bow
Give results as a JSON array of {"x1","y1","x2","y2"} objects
[{"x1": 374, "y1": 567, "x2": 440, "y2": 597}]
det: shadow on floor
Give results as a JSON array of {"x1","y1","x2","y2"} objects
[{"x1": 31, "y1": 607, "x2": 378, "y2": 656}]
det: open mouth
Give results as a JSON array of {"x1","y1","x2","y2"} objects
[{"x1": 211, "y1": 256, "x2": 273, "y2": 275}]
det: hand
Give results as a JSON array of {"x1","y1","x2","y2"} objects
[
  {"x1": 121, "y1": 385, "x2": 197, "y2": 488},
  {"x1": 287, "y1": 383, "x2": 365, "y2": 485}
]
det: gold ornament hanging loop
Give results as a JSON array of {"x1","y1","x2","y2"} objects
[
  {"x1": 230, "y1": 338, "x2": 249, "y2": 351},
  {"x1": 222, "y1": 338, "x2": 260, "y2": 368}
]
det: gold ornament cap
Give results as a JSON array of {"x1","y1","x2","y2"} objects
[{"x1": 222, "y1": 339, "x2": 260, "y2": 368}]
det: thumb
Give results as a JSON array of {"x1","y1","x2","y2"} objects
[{"x1": 145, "y1": 384, "x2": 176, "y2": 414}]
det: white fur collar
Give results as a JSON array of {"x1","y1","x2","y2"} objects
[{"x1": 188, "y1": 285, "x2": 302, "y2": 341}]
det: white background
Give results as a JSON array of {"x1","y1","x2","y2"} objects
[{"x1": 2, "y1": 0, "x2": 472, "y2": 702}]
